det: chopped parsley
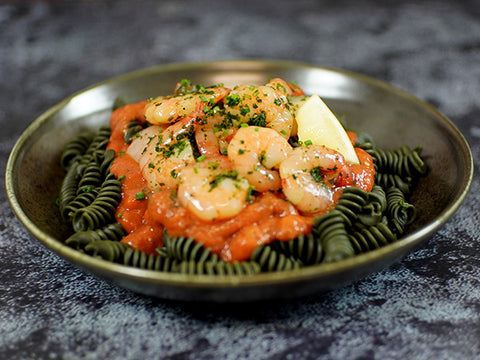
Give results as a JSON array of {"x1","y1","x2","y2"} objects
[
  {"x1": 135, "y1": 191, "x2": 146, "y2": 200},
  {"x1": 248, "y1": 111, "x2": 267, "y2": 127},
  {"x1": 310, "y1": 167, "x2": 324, "y2": 183},
  {"x1": 209, "y1": 170, "x2": 239, "y2": 191},
  {"x1": 224, "y1": 93, "x2": 241, "y2": 107}
]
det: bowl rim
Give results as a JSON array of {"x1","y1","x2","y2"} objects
[{"x1": 5, "y1": 59, "x2": 474, "y2": 290}]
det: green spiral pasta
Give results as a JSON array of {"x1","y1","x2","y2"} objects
[
  {"x1": 58, "y1": 161, "x2": 82, "y2": 221},
  {"x1": 73, "y1": 128, "x2": 109, "y2": 170},
  {"x1": 58, "y1": 128, "x2": 115, "y2": 221},
  {"x1": 362, "y1": 143, "x2": 427, "y2": 195},
  {"x1": 348, "y1": 222, "x2": 397, "y2": 254},
  {"x1": 161, "y1": 232, "x2": 219, "y2": 263},
  {"x1": 84, "y1": 239, "x2": 128, "y2": 262},
  {"x1": 123, "y1": 246, "x2": 181, "y2": 271},
  {"x1": 364, "y1": 144, "x2": 423, "y2": 177},
  {"x1": 335, "y1": 186, "x2": 369, "y2": 226},
  {"x1": 63, "y1": 190, "x2": 98, "y2": 224},
  {"x1": 84, "y1": 240, "x2": 182, "y2": 271},
  {"x1": 76, "y1": 160, "x2": 104, "y2": 193},
  {"x1": 76, "y1": 149, "x2": 116, "y2": 193},
  {"x1": 158, "y1": 232, "x2": 262, "y2": 275},
  {"x1": 85, "y1": 126, "x2": 112, "y2": 156},
  {"x1": 65, "y1": 222, "x2": 126, "y2": 251},
  {"x1": 313, "y1": 209, "x2": 355, "y2": 263},
  {"x1": 99, "y1": 149, "x2": 116, "y2": 175},
  {"x1": 271, "y1": 233, "x2": 323, "y2": 265},
  {"x1": 355, "y1": 185, "x2": 387, "y2": 228},
  {"x1": 60, "y1": 132, "x2": 95, "y2": 170},
  {"x1": 385, "y1": 187, "x2": 416, "y2": 234},
  {"x1": 374, "y1": 173, "x2": 412, "y2": 195},
  {"x1": 72, "y1": 173, "x2": 122, "y2": 232},
  {"x1": 175, "y1": 259, "x2": 261, "y2": 275},
  {"x1": 251, "y1": 244, "x2": 302, "y2": 271}
]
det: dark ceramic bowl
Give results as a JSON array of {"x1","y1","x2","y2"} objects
[{"x1": 6, "y1": 60, "x2": 473, "y2": 302}]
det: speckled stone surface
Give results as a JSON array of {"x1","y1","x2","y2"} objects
[{"x1": 1, "y1": 1, "x2": 480, "y2": 359}]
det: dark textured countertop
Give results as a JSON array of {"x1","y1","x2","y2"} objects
[{"x1": 1, "y1": 1, "x2": 479, "y2": 359}]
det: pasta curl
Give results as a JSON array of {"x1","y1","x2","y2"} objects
[{"x1": 251, "y1": 245, "x2": 303, "y2": 272}]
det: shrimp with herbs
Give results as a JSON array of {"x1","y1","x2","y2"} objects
[
  {"x1": 279, "y1": 144, "x2": 353, "y2": 214},
  {"x1": 195, "y1": 112, "x2": 236, "y2": 157},
  {"x1": 126, "y1": 112, "x2": 199, "y2": 190},
  {"x1": 177, "y1": 159, "x2": 251, "y2": 221},
  {"x1": 227, "y1": 126, "x2": 293, "y2": 192},
  {"x1": 223, "y1": 78, "x2": 296, "y2": 138},
  {"x1": 144, "y1": 84, "x2": 230, "y2": 125}
]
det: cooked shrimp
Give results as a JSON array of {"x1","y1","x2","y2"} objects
[
  {"x1": 127, "y1": 113, "x2": 199, "y2": 190},
  {"x1": 144, "y1": 85, "x2": 230, "y2": 125},
  {"x1": 177, "y1": 161, "x2": 250, "y2": 221},
  {"x1": 279, "y1": 145, "x2": 352, "y2": 214},
  {"x1": 195, "y1": 120, "x2": 220, "y2": 156},
  {"x1": 224, "y1": 79, "x2": 295, "y2": 138},
  {"x1": 228, "y1": 126, "x2": 293, "y2": 192},
  {"x1": 266, "y1": 78, "x2": 296, "y2": 96},
  {"x1": 195, "y1": 112, "x2": 235, "y2": 157}
]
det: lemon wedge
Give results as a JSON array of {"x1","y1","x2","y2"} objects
[{"x1": 296, "y1": 94, "x2": 359, "y2": 164}]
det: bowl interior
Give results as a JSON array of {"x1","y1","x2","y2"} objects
[{"x1": 6, "y1": 60, "x2": 473, "y2": 301}]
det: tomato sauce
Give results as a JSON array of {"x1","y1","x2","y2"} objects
[
  {"x1": 107, "y1": 101, "x2": 375, "y2": 261},
  {"x1": 350, "y1": 148, "x2": 375, "y2": 192},
  {"x1": 107, "y1": 100, "x2": 147, "y2": 154},
  {"x1": 110, "y1": 154, "x2": 148, "y2": 233},
  {"x1": 145, "y1": 191, "x2": 314, "y2": 262}
]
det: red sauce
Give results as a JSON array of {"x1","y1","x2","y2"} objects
[
  {"x1": 347, "y1": 131, "x2": 357, "y2": 145},
  {"x1": 110, "y1": 154, "x2": 148, "y2": 233},
  {"x1": 107, "y1": 101, "x2": 376, "y2": 261},
  {"x1": 145, "y1": 191, "x2": 313, "y2": 262},
  {"x1": 350, "y1": 148, "x2": 375, "y2": 192},
  {"x1": 107, "y1": 100, "x2": 148, "y2": 154}
]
